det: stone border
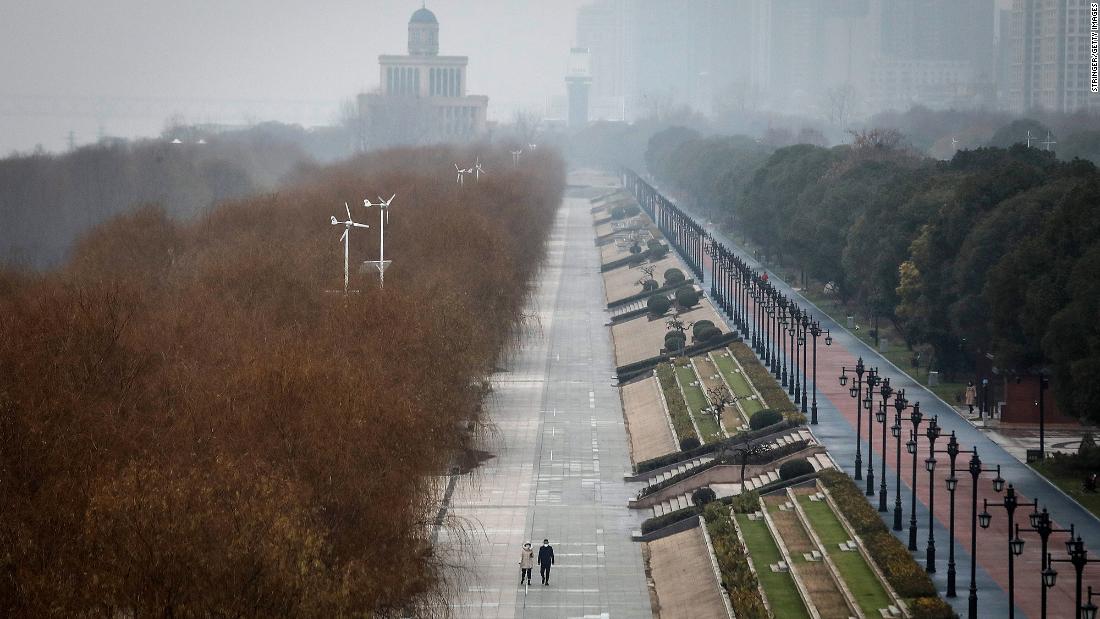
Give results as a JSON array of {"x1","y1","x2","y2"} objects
[
  {"x1": 757, "y1": 494, "x2": 822, "y2": 619},
  {"x1": 819, "y1": 485, "x2": 910, "y2": 617},
  {"x1": 699, "y1": 515, "x2": 737, "y2": 619},
  {"x1": 730, "y1": 505, "x2": 775, "y2": 618},
  {"x1": 786, "y1": 487, "x2": 864, "y2": 618}
]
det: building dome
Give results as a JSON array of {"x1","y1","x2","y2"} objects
[
  {"x1": 408, "y1": 6, "x2": 439, "y2": 55},
  {"x1": 410, "y1": 7, "x2": 437, "y2": 24}
]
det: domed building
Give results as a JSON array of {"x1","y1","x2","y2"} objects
[{"x1": 357, "y1": 6, "x2": 488, "y2": 147}]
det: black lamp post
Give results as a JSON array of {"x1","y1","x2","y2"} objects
[
  {"x1": 1083, "y1": 586, "x2": 1098, "y2": 619},
  {"x1": 941, "y1": 431, "x2": 975, "y2": 596},
  {"x1": 876, "y1": 377, "x2": 894, "y2": 512},
  {"x1": 966, "y1": 450, "x2": 1004, "y2": 619},
  {"x1": 1022, "y1": 506, "x2": 1074, "y2": 619},
  {"x1": 750, "y1": 279, "x2": 760, "y2": 354},
  {"x1": 788, "y1": 306, "x2": 801, "y2": 399},
  {"x1": 800, "y1": 311, "x2": 809, "y2": 414},
  {"x1": 808, "y1": 319, "x2": 830, "y2": 425},
  {"x1": 777, "y1": 296, "x2": 789, "y2": 387},
  {"x1": 863, "y1": 367, "x2": 881, "y2": 496},
  {"x1": 980, "y1": 483, "x2": 1035, "y2": 619},
  {"x1": 924, "y1": 416, "x2": 942, "y2": 572},
  {"x1": 1049, "y1": 534, "x2": 1099, "y2": 619},
  {"x1": 892, "y1": 393, "x2": 919, "y2": 532},
  {"x1": 839, "y1": 358, "x2": 866, "y2": 481}
]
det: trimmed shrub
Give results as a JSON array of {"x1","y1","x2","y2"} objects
[
  {"x1": 665, "y1": 332, "x2": 686, "y2": 353},
  {"x1": 749, "y1": 409, "x2": 784, "y2": 431},
  {"x1": 641, "y1": 278, "x2": 659, "y2": 291},
  {"x1": 663, "y1": 268, "x2": 686, "y2": 285},
  {"x1": 691, "y1": 487, "x2": 717, "y2": 507},
  {"x1": 694, "y1": 325, "x2": 721, "y2": 342},
  {"x1": 622, "y1": 204, "x2": 640, "y2": 217},
  {"x1": 779, "y1": 458, "x2": 814, "y2": 480},
  {"x1": 647, "y1": 238, "x2": 663, "y2": 251},
  {"x1": 908, "y1": 597, "x2": 956, "y2": 619},
  {"x1": 679, "y1": 436, "x2": 701, "y2": 451},
  {"x1": 647, "y1": 294, "x2": 671, "y2": 315},
  {"x1": 610, "y1": 205, "x2": 628, "y2": 219},
  {"x1": 629, "y1": 242, "x2": 642, "y2": 254},
  {"x1": 692, "y1": 320, "x2": 715, "y2": 337},
  {"x1": 675, "y1": 286, "x2": 700, "y2": 307},
  {"x1": 649, "y1": 244, "x2": 669, "y2": 258},
  {"x1": 641, "y1": 505, "x2": 697, "y2": 534}
]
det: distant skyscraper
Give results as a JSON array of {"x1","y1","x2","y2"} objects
[
  {"x1": 357, "y1": 7, "x2": 488, "y2": 148},
  {"x1": 566, "y1": 48, "x2": 593, "y2": 128},
  {"x1": 1007, "y1": 0, "x2": 1100, "y2": 113},
  {"x1": 576, "y1": 0, "x2": 630, "y2": 120}
]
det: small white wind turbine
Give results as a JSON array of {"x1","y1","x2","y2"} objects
[
  {"x1": 1041, "y1": 132, "x2": 1057, "y2": 152},
  {"x1": 1026, "y1": 130, "x2": 1034, "y2": 148},
  {"x1": 362, "y1": 194, "x2": 394, "y2": 287},
  {"x1": 330, "y1": 202, "x2": 369, "y2": 295},
  {"x1": 951, "y1": 137, "x2": 959, "y2": 150},
  {"x1": 527, "y1": 143, "x2": 538, "y2": 151},
  {"x1": 473, "y1": 156, "x2": 486, "y2": 182},
  {"x1": 511, "y1": 149, "x2": 523, "y2": 167},
  {"x1": 455, "y1": 163, "x2": 471, "y2": 185}
]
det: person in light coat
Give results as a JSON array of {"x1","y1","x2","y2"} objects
[
  {"x1": 964, "y1": 381, "x2": 977, "y2": 415},
  {"x1": 518, "y1": 542, "x2": 534, "y2": 585}
]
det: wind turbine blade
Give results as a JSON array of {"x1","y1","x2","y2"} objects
[
  {"x1": 353, "y1": 222, "x2": 370, "y2": 228},
  {"x1": 455, "y1": 163, "x2": 460, "y2": 171},
  {"x1": 330, "y1": 215, "x2": 339, "y2": 225},
  {"x1": 387, "y1": 194, "x2": 395, "y2": 205},
  {"x1": 345, "y1": 202, "x2": 352, "y2": 220},
  {"x1": 340, "y1": 229, "x2": 348, "y2": 242}
]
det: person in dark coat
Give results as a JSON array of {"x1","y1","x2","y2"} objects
[{"x1": 538, "y1": 538, "x2": 555, "y2": 585}]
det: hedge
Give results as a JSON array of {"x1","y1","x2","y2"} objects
[
  {"x1": 692, "y1": 487, "x2": 717, "y2": 506},
  {"x1": 664, "y1": 267, "x2": 686, "y2": 285},
  {"x1": 779, "y1": 458, "x2": 814, "y2": 480},
  {"x1": 675, "y1": 286, "x2": 700, "y2": 308},
  {"x1": 655, "y1": 363, "x2": 697, "y2": 443},
  {"x1": 692, "y1": 320, "x2": 715, "y2": 337},
  {"x1": 749, "y1": 409, "x2": 783, "y2": 430},
  {"x1": 641, "y1": 279, "x2": 659, "y2": 291},
  {"x1": 679, "y1": 436, "x2": 701, "y2": 451},
  {"x1": 703, "y1": 502, "x2": 769, "y2": 619},
  {"x1": 728, "y1": 342, "x2": 797, "y2": 411},
  {"x1": 640, "y1": 504, "x2": 698, "y2": 534},
  {"x1": 694, "y1": 325, "x2": 721, "y2": 342},
  {"x1": 647, "y1": 294, "x2": 671, "y2": 315},
  {"x1": 818, "y1": 469, "x2": 945, "y2": 606},
  {"x1": 635, "y1": 419, "x2": 799, "y2": 473}
]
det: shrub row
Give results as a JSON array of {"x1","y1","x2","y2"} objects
[
  {"x1": 635, "y1": 419, "x2": 799, "y2": 473},
  {"x1": 655, "y1": 363, "x2": 697, "y2": 443},
  {"x1": 818, "y1": 470, "x2": 954, "y2": 618},
  {"x1": 640, "y1": 504, "x2": 698, "y2": 534},
  {"x1": 749, "y1": 408, "x2": 784, "y2": 430},
  {"x1": 728, "y1": 342, "x2": 798, "y2": 411},
  {"x1": 704, "y1": 502, "x2": 769, "y2": 619}
]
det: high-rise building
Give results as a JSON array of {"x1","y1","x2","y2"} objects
[
  {"x1": 566, "y1": 48, "x2": 593, "y2": 128},
  {"x1": 576, "y1": 0, "x2": 630, "y2": 120},
  {"x1": 357, "y1": 7, "x2": 488, "y2": 147},
  {"x1": 1007, "y1": 0, "x2": 1100, "y2": 113}
]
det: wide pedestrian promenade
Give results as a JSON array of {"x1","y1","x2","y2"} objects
[{"x1": 440, "y1": 173, "x2": 652, "y2": 618}]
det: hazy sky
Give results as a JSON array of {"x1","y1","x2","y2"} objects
[{"x1": 0, "y1": 0, "x2": 587, "y2": 152}]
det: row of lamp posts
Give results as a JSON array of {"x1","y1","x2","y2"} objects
[{"x1": 621, "y1": 168, "x2": 1098, "y2": 618}]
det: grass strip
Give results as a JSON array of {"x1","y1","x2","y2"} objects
[
  {"x1": 703, "y1": 503, "x2": 768, "y2": 618},
  {"x1": 798, "y1": 495, "x2": 893, "y2": 617},
  {"x1": 674, "y1": 361, "x2": 723, "y2": 442},
  {"x1": 735, "y1": 513, "x2": 812, "y2": 619},
  {"x1": 655, "y1": 363, "x2": 698, "y2": 443}
]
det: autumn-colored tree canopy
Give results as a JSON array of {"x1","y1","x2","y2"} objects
[{"x1": 0, "y1": 144, "x2": 565, "y2": 616}]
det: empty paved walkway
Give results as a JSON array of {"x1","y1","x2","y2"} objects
[{"x1": 440, "y1": 177, "x2": 652, "y2": 618}]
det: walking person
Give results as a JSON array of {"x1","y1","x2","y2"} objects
[
  {"x1": 964, "y1": 381, "x2": 977, "y2": 417},
  {"x1": 518, "y1": 542, "x2": 534, "y2": 586},
  {"x1": 538, "y1": 538, "x2": 555, "y2": 585}
]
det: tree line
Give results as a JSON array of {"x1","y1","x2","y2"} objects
[
  {"x1": 0, "y1": 144, "x2": 565, "y2": 615},
  {"x1": 646, "y1": 125, "x2": 1100, "y2": 423}
]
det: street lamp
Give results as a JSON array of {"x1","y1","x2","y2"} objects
[
  {"x1": 839, "y1": 358, "x2": 867, "y2": 481},
  {"x1": 892, "y1": 392, "x2": 919, "y2": 532},
  {"x1": 1021, "y1": 506, "x2": 1074, "y2": 619},
  {"x1": 808, "y1": 319, "x2": 830, "y2": 425},
  {"x1": 925, "y1": 415, "x2": 942, "y2": 572},
  {"x1": 876, "y1": 377, "x2": 894, "y2": 512},
  {"x1": 980, "y1": 483, "x2": 1036, "y2": 619},
  {"x1": 777, "y1": 296, "x2": 789, "y2": 387},
  {"x1": 863, "y1": 367, "x2": 881, "y2": 495},
  {"x1": 907, "y1": 427, "x2": 921, "y2": 550},
  {"x1": 1050, "y1": 534, "x2": 1100, "y2": 619},
  {"x1": 788, "y1": 306, "x2": 801, "y2": 399},
  {"x1": 940, "y1": 431, "x2": 975, "y2": 596},
  {"x1": 966, "y1": 451, "x2": 1004, "y2": 619}
]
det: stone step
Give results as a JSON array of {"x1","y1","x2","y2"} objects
[{"x1": 712, "y1": 483, "x2": 742, "y2": 499}]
